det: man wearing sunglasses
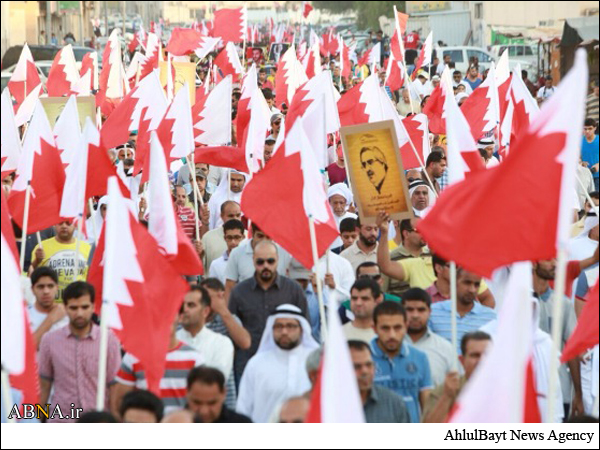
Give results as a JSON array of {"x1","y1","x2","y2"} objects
[{"x1": 229, "y1": 241, "x2": 309, "y2": 386}]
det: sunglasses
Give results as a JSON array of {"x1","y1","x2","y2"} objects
[
  {"x1": 273, "y1": 121, "x2": 281, "y2": 126},
  {"x1": 359, "y1": 274, "x2": 382, "y2": 281},
  {"x1": 256, "y1": 258, "x2": 277, "y2": 266}
]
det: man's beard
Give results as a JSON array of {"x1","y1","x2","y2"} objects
[
  {"x1": 276, "y1": 338, "x2": 301, "y2": 351},
  {"x1": 359, "y1": 234, "x2": 377, "y2": 247},
  {"x1": 535, "y1": 267, "x2": 555, "y2": 281},
  {"x1": 260, "y1": 269, "x2": 275, "y2": 282}
]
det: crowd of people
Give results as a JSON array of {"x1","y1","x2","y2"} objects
[{"x1": 2, "y1": 20, "x2": 599, "y2": 426}]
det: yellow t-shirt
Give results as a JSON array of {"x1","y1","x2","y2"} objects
[
  {"x1": 31, "y1": 238, "x2": 92, "y2": 302},
  {"x1": 399, "y1": 256, "x2": 488, "y2": 294}
]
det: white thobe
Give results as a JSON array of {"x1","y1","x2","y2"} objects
[{"x1": 236, "y1": 345, "x2": 313, "y2": 423}]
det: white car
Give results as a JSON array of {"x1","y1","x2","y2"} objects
[
  {"x1": 2, "y1": 61, "x2": 50, "y2": 84},
  {"x1": 437, "y1": 46, "x2": 534, "y2": 79}
]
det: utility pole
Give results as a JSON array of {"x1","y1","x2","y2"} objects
[
  {"x1": 46, "y1": 1, "x2": 52, "y2": 42},
  {"x1": 104, "y1": 0, "x2": 108, "y2": 37},
  {"x1": 122, "y1": 1, "x2": 126, "y2": 37},
  {"x1": 79, "y1": 1, "x2": 86, "y2": 46}
]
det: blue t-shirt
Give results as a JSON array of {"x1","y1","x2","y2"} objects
[
  {"x1": 575, "y1": 263, "x2": 598, "y2": 300},
  {"x1": 463, "y1": 77, "x2": 482, "y2": 91},
  {"x1": 429, "y1": 300, "x2": 497, "y2": 354},
  {"x1": 581, "y1": 136, "x2": 599, "y2": 178},
  {"x1": 370, "y1": 339, "x2": 433, "y2": 423}
]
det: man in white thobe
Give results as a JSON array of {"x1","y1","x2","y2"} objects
[{"x1": 236, "y1": 304, "x2": 320, "y2": 423}]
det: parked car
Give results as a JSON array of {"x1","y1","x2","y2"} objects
[
  {"x1": 490, "y1": 43, "x2": 539, "y2": 76},
  {"x1": 1, "y1": 72, "x2": 11, "y2": 92},
  {"x1": 435, "y1": 46, "x2": 535, "y2": 80},
  {"x1": 1, "y1": 61, "x2": 49, "y2": 84},
  {"x1": 2, "y1": 45, "x2": 94, "y2": 71}
]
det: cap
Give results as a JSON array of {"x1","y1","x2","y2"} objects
[
  {"x1": 265, "y1": 135, "x2": 277, "y2": 144},
  {"x1": 288, "y1": 259, "x2": 312, "y2": 280},
  {"x1": 417, "y1": 70, "x2": 430, "y2": 80},
  {"x1": 194, "y1": 168, "x2": 207, "y2": 179},
  {"x1": 271, "y1": 113, "x2": 283, "y2": 124}
]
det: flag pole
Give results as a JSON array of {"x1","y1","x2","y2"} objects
[
  {"x1": 89, "y1": 199, "x2": 99, "y2": 243},
  {"x1": 0, "y1": 370, "x2": 16, "y2": 423},
  {"x1": 309, "y1": 216, "x2": 328, "y2": 343},
  {"x1": 96, "y1": 290, "x2": 111, "y2": 411},
  {"x1": 72, "y1": 214, "x2": 84, "y2": 283},
  {"x1": 547, "y1": 248, "x2": 568, "y2": 424},
  {"x1": 449, "y1": 261, "x2": 459, "y2": 371},
  {"x1": 19, "y1": 183, "x2": 33, "y2": 273},
  {"x1": 186, "y1": 155, "x2": 202, "y2": 244}
]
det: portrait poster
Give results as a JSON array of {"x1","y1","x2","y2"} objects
[
  {"x1": 40, "y1": 96, "x2": 97, "y2": 129},
  {"x1": 246, "y1": 47, "x2": 266, "y2": 66},
  {"x1": 268, "y1": 43, "x2": 291, "y2": 63},
  {"x1": 340, "y1": 120, "x2": 414, "y2": 224},
  {"x1": 159, "y1": 61, "x2": 197, "y2": 106}
]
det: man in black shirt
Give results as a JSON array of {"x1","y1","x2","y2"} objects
[{"x1": 186, "y1": 367, "x2": 252, "y2": 423}]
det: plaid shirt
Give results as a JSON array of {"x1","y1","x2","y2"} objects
[
  {"x1": 38, "y1": 324, "x2": 122, "y2": 422},
  {"x1": 437, "y1": 171, "x2": 449, "y2": 191}
]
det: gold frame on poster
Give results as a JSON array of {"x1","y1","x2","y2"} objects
[
  {"x1": 159, "y1": 61, "x2": 197, "y2": 106},
  {"x1": 340, "y1": 120, "x2": 414, "y2": 225},
  {"x1": 40, "y1": 96, "x2": 97, "y2": 129}
]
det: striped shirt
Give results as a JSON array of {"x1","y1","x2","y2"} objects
[
  {"x1": 116, "y1": 342, "x2": 204, "y2": 413},
  {"x1": 586, "y1": 93, "x2": 599, "y2": 122},
  {"x1": 429, "y1": 300, "x2": 497, "y2": 354},
  {"x1": 38, "y1": 324, "x2": 122, "y2": 423},
  {"x1": 176, "y1": 205, "x2": 198, "y2": 242}
]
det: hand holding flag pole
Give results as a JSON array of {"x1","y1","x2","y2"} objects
[{"x1": 309, "y1": 215, "x2": 328, "y2": 344}]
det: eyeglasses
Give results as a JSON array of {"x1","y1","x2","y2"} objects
[
  {"x1": 273, "y1": 323, "x2": 300, "y2": 331},
  {"x1": 256, "y1": 258, "x2": 277, "y2": 266},
  {"x1": 359, "y1": 274, "x2": 382, "y2": 281},
  {"x1": 273, "y1": 121, "x2": 281, "y2": 126}
]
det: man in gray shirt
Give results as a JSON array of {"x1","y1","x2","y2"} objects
[
  {"x1": 348, "y1": 340, "x2": 411, "y2": 423},
  {"x1": 229, "y1": 241, "x2": 308, "y2": 385}
]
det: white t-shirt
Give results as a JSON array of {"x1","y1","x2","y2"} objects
[{"x1": 27, "y1": 304, "x2": 68, "y2": 333}]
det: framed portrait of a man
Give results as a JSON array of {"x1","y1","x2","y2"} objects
[
  {"x1": 340, "y1": 120, "x2": 414, "y2": 224},
  {"x1": 40, "y1": 96, "x2": 97, "y2": 129},
  {"x1": 268, "y1": 43, "x2": 290, "y2": 63},
  {"x1": 159, "y1": 61, "x2": 197, "y2": 105}
]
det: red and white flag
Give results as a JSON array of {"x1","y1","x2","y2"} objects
[
  {"x1": 340, "y1": 39, "x2": 351, "y2": 80},
  {"x1": 236, "y1": 66, "x2": 258, "y2": 149},
  {"x1": 148, "y1": 132, "x2": 203, "y2": 276},
  {"x1": 53, "y1": 95, "x2": 82, "y2": 168},
  {"x1": 193, "y1": 75, "x2": 233, "y2": 146},
  {"x1": 307, "y1": 277, "x2": 365, "y2": 423},
  {"x1": 444, "y1": 79, "x2": 486, "y2": 185},
  {"x1": 561, "y1": 279, "x2": 599, "y2": 363},
  {"x1": 400, "y1": 114, "x2": 431, "y2": 170},
  {"x1": 242, "y1": 116, "x2": 339, "y2": 269},
  {"x1": 214, "y1": 42, "x2": 244, "y2": 83},
  {"x1": 450, "y1": 262, "x2": 541, "y2": 423},
  {"x1": 80, "y1": 51, "x2": 99, "y2": 92},
  {"x1": 194, "y1": 145, "x2": 249, "y2": 173},
  {"x1": 1, "y1": 88, "x2": 22, "y2": 178},
  {"x1": 302, "y1": 42, "x2": 323, "y2": 79},
  {"x1": 8, "y1": 101, "x2": 66, "y2": 234},
  {"x1": 385, "y1": 52, "x2": 405, "y2": 93},
  {"x1": 46, "y1": 44, "x2": 80, "y2": 97},
  {"x1": 166, "y1": 28, "x2": 221, "y2": 60},
  {"x1": 302, "y1": 1, "x2": 314, "y2": 19},
  {"x1": 1, "y1": 193, "x2": 40, "y2": 408},
  {"x1": 461, "y1": 63, "x2": 500, "y2": 142},
  {"x1": 285, "y1": 71, "x2": 341, "y2": 170},
  {"x1": 245, "y1": 84, "x2": 272, "y2": 173},
  {"x1": 139, "y1": 33, "x2": 163, "y2": 80},
  {"x1": 417, "y1": 50, "x2": 588, "y2": 278},
  {"x1": 212, "y1": 6, "x2": 248, "y2": 43},
  {"x1": 275, "y1": 44, "x2": 308, "y2": 108},
  {"x1": 510, "y1": 63, "x2": 540, "y2": 146},
  {"x1": 338, "y1": 74, "x2": 410, "y2": 150},
  {"x1": 156, "y1": 83, "x2": 195, "y2": 161},
  {"x1": 97, "y1": 29, "x2": 128, "y2": 116},
  {"x1": 60, "y1": 118, "x2": 97, "y2": 223},
  {"x1": 98, "y1": 176, "x2": 190, "y2": 396},
  {"x1": 422, "y1": 66, "x2": 452, "y2": 134},
  {"x1": 358, "y1": 42, "x2": 381, "y2": 67},
  {"x1": 13, "y1": 84, "x2": 43, "y2": 128},
  {"x1": 7, "y1": 43, "x2": 41, "y2": 110},
  {"x1": 101, "y1": 70, "x2": 168, "y2": 150},
  {"x1": 412, "y1": 31, "x2": 433, "y2": 79}
]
